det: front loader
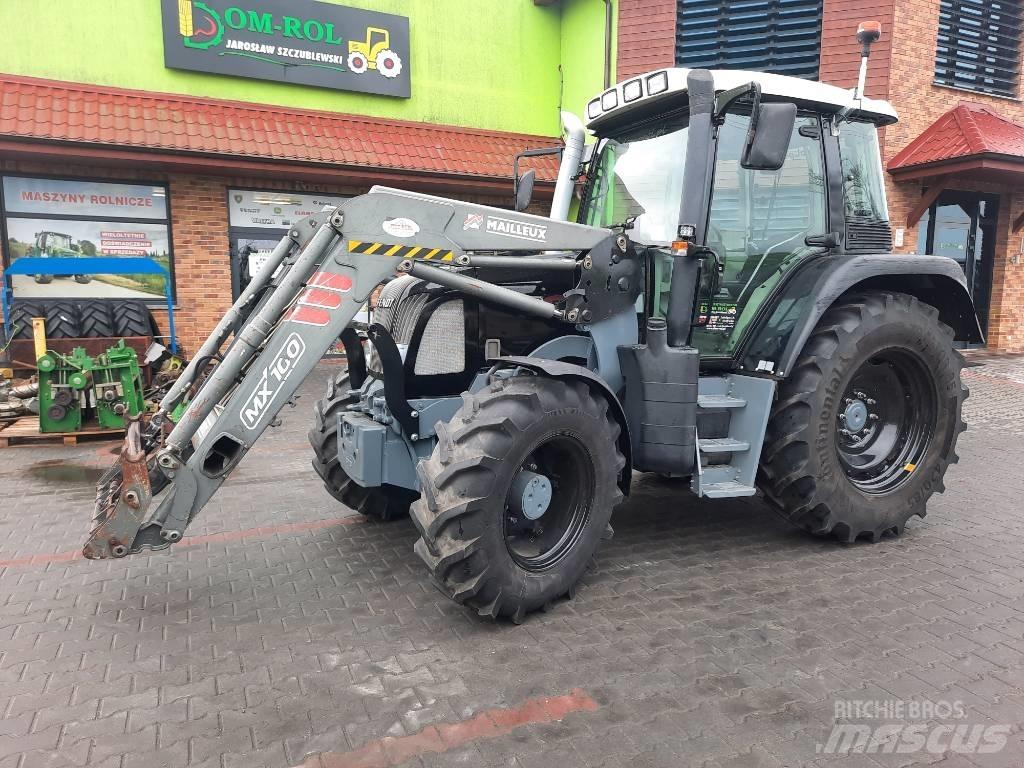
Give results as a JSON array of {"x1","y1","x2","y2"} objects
[{"x1": 85, "y1": 24, "x2": 981, "y2": 622}]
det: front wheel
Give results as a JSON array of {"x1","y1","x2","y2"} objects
[
  {"x1": 758, "y1": 291, "x2": 967, "y2": 542},
  {"x1": 411, "y1": 375, "x2": 625, "y2": 622},
  {"x1": 308, "y1": 371, "x2": 414, "y2": 521}
]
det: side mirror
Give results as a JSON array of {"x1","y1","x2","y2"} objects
[
  {"x1": 741, "y1": 102, "x2": 797, "y2": 171},
  {"x1": 514, "y1": 169, "x2": 536, "y2": 212}
]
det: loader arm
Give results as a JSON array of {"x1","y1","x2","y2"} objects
[{"x1": 84, "y1": 189, "x2": 619, "y2": 559}]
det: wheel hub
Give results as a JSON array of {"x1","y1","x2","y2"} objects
[
  {"x1": 510, "y1": 469, "x2": 552, "y2": 520},
  {"x1": 842, "y1": 398, "x2": 870, "y2": 433}
]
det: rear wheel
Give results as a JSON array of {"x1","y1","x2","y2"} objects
[
  {"x1": 411, "y1": 375, "x2": 625, "y2": 622},
  {"x1": 758, "y1": 291, "x2": 967, "y2": 542},
  {"x1": 308, "y1": 371, "x2": 414, "y2": 521}
]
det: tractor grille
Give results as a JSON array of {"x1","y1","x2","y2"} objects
[
  {"x1": 414, "y1": 300, "x2": 465, "y2": 375},
  {"x1": 371, "y1": 277, "x2": 465, "y2": 376}
]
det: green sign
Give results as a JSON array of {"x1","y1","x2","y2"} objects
[{"x1": 161, "y1": 0, "x2": 411, "y2": 97}]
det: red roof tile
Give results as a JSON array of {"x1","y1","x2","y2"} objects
[
  {"x1": 888, "y1": 102, "x2": 1024, "y2": 171},
  {"x1": 0, "y1": 75, "x2": 561, "y2": 182}
]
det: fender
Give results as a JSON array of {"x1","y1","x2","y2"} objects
[
  {"x1": 493, "y1": 356, "x2": 632, "y2": 495},
  {"x1": 738, "y1": 253, "x2": 984, "y2": 378}
]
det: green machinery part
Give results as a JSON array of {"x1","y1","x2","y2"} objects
[{"x1": 37, "y1": 340, "x2": 146, "y2": 433}]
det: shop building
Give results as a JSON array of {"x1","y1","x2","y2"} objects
[
  {"x1": 0, "y1": 0, "x2": 615, "y2": 352},
  {"x1": 620, "y1": 0, "x2": 1024, "y2": 350}
]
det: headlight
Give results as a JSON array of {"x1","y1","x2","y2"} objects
[
  {"x1": 646, "y1": 71, "x2": 669, "y2": 95},
  {"x1": 623, "y1": 79, "x2": 643, "y2": 102}
]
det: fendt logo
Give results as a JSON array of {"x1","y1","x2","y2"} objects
[{"x1": 240, "y1": 333, "x2": 306, "y2": 430}]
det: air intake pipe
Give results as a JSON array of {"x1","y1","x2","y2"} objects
[
  {"x1": 550, "y1": 111, "x2": 586, "y2": 222},
  {"x1": 667, "y1": 69, "x2": 716, "y2": 348}
]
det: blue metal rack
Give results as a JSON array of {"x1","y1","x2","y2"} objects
[{"x1": 1, "y1": 257, "x2": 177, "y2": 353}]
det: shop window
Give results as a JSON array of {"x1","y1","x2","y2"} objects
[
  {"x1": 676, "y1": 0, "x2": 823, "y2": 79},
  {"x1": 935, "y1": 0, "x2": 1023, "y2": 98},
  {"x1": 1, "y1": 176, "x2": 173, "y2": 301}
]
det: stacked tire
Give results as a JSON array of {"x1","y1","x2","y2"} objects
[{"x1": 4, "y1": 299, "x2": 159, "y2": 340}]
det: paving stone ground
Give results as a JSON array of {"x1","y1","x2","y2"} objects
[{"x1": 2, "y1": 356, "x2": 1024, "y2": 768}]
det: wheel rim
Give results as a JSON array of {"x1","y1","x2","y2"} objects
[
  {"x1": 835, "y1": 348, "x2": 937, "y2": 494},
  {"x1": 503, "y1": 432, "x2": 595, "y2": 572}
]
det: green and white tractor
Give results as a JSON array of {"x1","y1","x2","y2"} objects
[{"x1": 85, "y1": 25, "x2": 979, "y2": 622}]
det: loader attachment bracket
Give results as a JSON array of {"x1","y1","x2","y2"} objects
[
  {"x1": 367, "y1": 322, "x2": 418, "y2": 436},
  {"x1": 84, "y1": 418, "x2": 154, "y2": 559}
]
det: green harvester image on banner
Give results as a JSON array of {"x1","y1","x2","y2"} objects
[{"x1": 164, "y1": 0, "x2": 410, "y2": 96}]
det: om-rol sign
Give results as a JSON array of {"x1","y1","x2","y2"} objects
[{"x1": 161, "y1": 0, "x2": 410, "y2": 97}]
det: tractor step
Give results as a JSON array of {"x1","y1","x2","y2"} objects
[
  {"x1": 700, "y1": 481, "x2": 758, "y2": 499},
  {"x1": 697, "y1": 394, "x2": 746, "y2": 410},
  {"x1": 691, "y1": 374, "x2": 776, "y2": 500},
  {"x1": 698, "y1": 437, "x2": 750, "y2": 453}
]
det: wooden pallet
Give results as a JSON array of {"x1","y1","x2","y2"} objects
[{"x1": 0, "y1": 417, "x2": 124, "y2": 448}]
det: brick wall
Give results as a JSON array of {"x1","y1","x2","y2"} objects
[
  {"x1": 617, "y1": 0, "x2": 677, "y2": 80},
  {"x1": 879, "y1": 0, "x2": 1024, "y2": 350},
  {"x1": 819, "y1": 0, "x2": 896, "y2": 144},
  {"x1": 1, "y1": 159, "x2": 510, "y2": 355}
]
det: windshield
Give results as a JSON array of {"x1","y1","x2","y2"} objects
[{"x1": 580, "y1": 113, "x2": 688, "y2": 244}]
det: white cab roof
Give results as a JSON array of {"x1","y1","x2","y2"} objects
[{"x1": 585, "y1": 68, "x2": 899, "y2": 130}]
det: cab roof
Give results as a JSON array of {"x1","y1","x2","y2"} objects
[{"x1": 585, "y1": 68, "x2": 899, "y2": 132}]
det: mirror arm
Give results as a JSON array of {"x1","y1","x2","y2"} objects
[{"x1": 715, "y1": 82, "x2": 761, "y2": 121}]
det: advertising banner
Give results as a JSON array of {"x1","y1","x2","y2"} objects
[
  {"x1": 4, "y1": 218, "x2": 171, "y2": 300},
  {"x1": 2, "y1": 177, "x2": 169, "y2": 220},
  {"x1": 161, "y1": 0, "x2": 411, "y2": 97}
]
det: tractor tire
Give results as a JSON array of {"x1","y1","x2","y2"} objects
[
  {"x1": 77, "y1": 301, "x2": 116, "y2": 338},
  {"x1": 411, "y1": 375, "x2": 625, "y2": 622},
  {"x1": 758, "y1": 291, "x2": 967, "y2": 543},
  {"x1": 111, "y1": 301, "x2": 157, "y2": 338},
  {"x1": 73, "y1": 275, "x2": 93, "y2": 284},
  {"x1": 7, "y1": 301, "x2": 44, "y2": 340},
  {"x1": 34, "y1": 275, "x2": 54, "y2": 284},
  {"x1": 43, "y1": 301, "x2": 82, "y2": 338},
  {"x1": 308, "y1": 371, "x2": 415, "y2": 521}
]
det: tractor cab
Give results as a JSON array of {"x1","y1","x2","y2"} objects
[
  {"x1": 35, "y1": 231, "x2": 76, "y2": 255},
  {"x1": 579, "y1": 68, "x2": 899, "y2": 362}
]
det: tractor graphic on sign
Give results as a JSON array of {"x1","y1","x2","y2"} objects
[{"x1": 347, "y1": 27, "x2": 402, "y2": 78}]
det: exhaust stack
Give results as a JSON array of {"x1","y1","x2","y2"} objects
[{"x1": 550, "y1": 111, "x2": 586, "y2": 221}]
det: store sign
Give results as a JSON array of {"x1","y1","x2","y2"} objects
[
  {"x1": 228, "y1": 189, "x2": 348, "y2": 229},
  {"x1": 2, "y1": 177, "x2": 168, "y2": 220},
  {"x1": 161, "y1": 0, "x2": 411, "y2": 97}
]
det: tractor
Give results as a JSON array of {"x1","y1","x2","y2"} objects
[
  {"x1": 30, "y1": 231, "x2": 92, "y2": 285},
  {"x1": 85, "y1": 24, "x2": 979, "y2": 623},
  {"x1": 347, "y1": 27, "x2": 402, "y2": 78}
]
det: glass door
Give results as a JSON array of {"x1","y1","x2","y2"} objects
[{"x1": 917, "y1": 191, "x2": 997, "y2": 339}]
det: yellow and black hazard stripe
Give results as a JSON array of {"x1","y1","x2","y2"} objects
[{"x1": 347, "y1": 240, "x2": 455, "y2": 262}]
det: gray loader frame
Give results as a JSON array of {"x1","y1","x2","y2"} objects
[{"x1": 85, "y1": 188, "x2": 637, "y2": 559}]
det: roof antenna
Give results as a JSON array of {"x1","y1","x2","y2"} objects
[
  {"x1": 854, "y1": 21, "x2": 882, "y2": 102},
  {"x1": 836, "y1": 21, "x2": 882, "y2": 128}
]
